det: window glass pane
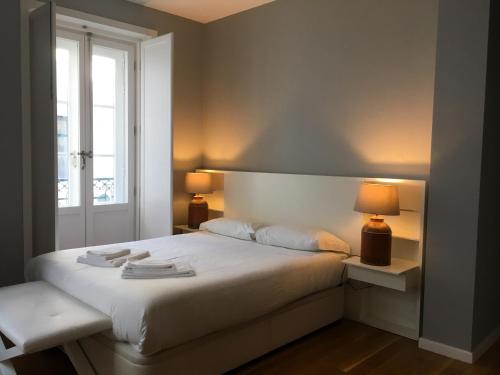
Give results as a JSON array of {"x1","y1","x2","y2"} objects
[
  {"x1": 93, "y1": 155, "x2": 114, "y2": 179},
  {"x1": 56, "y1": 37, "x2": 80, "y2": 208},
  {"x1": 92, "y1": 45, "x2": 128, "y2": 205},
  {"x1": 93, "y1": 107, "x2": 114, "y2": 155},
  {"x1": 57, "y1": 113, "x2": 68, "y2": 154},
  {"x1": 92, "y1": 55, "x2": 116, "y2": 106},
  {"x1": 56, "y1": 48, "x2": 69, "y2": 100}
]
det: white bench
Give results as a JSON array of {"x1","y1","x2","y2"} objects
[{"x1": 0, "y1": 281, "x2": 112, "y2": 375}]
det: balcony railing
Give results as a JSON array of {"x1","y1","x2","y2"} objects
[
  {"x1": 93, "y1": 178, "x2": 115, "y2": 203},
  {"x1": 58, "y1": 179, "x2": 69, "y2": 204},
  {"x1": 58, "y1": 178, "x2": 115, "y2": 206}
]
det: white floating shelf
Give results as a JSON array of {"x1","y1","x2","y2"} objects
[
  {"x1": 393, "y1": 235, "x2": 420, "y2": 242},
  {"x1": 342, "y1": 256, "x2": 419, "y2": 291}
]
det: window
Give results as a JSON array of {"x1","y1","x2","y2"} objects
[
  {"x1": 92, "y1": 46, "x2": 129, "y2": 204},
  {"x1": 56, "y1": 38, "x2": 80, "y2": 207}
]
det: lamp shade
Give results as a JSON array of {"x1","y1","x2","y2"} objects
[
  {"x1": 354, "y1": 182, "x2": 400, "y2": 216},
  {"x1": 186, "y1": 172, "x2": 212, "y2": 194}
]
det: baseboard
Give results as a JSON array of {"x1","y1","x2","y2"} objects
[
  {"x1": 472, "y1": 324, "x2": 500, "y2": 362},
  {"x1": 418, "y1": 338, "x2": 473, "y2": 363},
  {"x1": 419, "y1": 325, "x2": 500, "y2": 364}
]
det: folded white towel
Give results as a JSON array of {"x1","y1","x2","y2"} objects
[
  {"x1": 122, "y1": 261, "x2": 195, "y2": 279},
  {"x1": 78, "y1": 251, "x2": 150, "y2": 268},
  {"x1": 86, "y1": 248, "x2": 131, "y2": 261},
  {"x1": 125, "y1": 259, "x2": 177, "y2": 270},
  {"x1": 78, "y1": 255, "x2": 121, "y2": 268}
]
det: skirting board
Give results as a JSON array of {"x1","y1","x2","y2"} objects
[
  {"x1": 418, "y1": 338, "x2": 473, "y2": 363},
  {"x1": 419, "y1": 324, "x2": 500, "y2": 363}
]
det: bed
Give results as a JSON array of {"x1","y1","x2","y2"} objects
[
  {"x1": 26, "y1": 231, "x2": 346, "y2": 374},
  {"x1": 18, "y1": 171, "x2": 424, "y2": 375}
]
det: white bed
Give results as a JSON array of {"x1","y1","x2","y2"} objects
[
  {"x1": 15, "y1": 171, "x2": 424, "y2": 375},
  {"x1": 26, "y1": 231, "x2": 345, "y2": 357}
]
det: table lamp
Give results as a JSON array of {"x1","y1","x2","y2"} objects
[
  {"x1": 354, "y1": 181, "x2": 400, "y2": 266},
  {"x1": 186, "y1": 172, "x2": 212, "y2": 229}
]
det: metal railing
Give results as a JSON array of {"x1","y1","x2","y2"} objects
[{"x1": 58, "y1": 178, "x2": 115, "y2": 205}]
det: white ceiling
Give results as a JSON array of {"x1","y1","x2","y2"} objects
[{"x1": 127, "y1": 0, "x2": 275, "y2": 23}]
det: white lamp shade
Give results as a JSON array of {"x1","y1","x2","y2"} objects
[
  {"x1": 186, "y1": 172, "x2": 212, "y2": 194},
  {"x1": 354, "y1": 182, "x2": 400, "y2": 216}
]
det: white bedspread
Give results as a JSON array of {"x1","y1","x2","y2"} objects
[{"x1": 26, "y1": 232, "x2": 344, "y2": 355}]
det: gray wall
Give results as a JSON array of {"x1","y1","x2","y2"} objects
[
  {"x1": 202, "y1": 0, "x2": 438, "y2": 180},
  {"x1": 423, "y1": 0, "x2": 490, "y2": 351},
  {"x1": 47, "y1": 0, "x2": 204, "y2": 225},
  {"x1": 0, "y1": 0, "x2": 25, "y2": 286},
  {"x1": 473, "y1": 0, "x2": 500, "y2": 349}
]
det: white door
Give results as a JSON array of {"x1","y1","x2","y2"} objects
[
  {"x1": 140, "y1": 34, "x2": 173, "y2": 239},
  {"x1": 56, "y1": 30, "x2": 136, "y2": 249}
]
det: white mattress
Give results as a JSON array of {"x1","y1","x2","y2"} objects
[{"x1": 26, "y1": 232, "x2": 344, "y2": 355}]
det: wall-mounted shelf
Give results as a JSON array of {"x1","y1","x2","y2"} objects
[
  {"x1": 393, "y1": 235, "x2": 420, "y2": 242},
  {"x1": 342, "y1": 256, "x2": 419, "y2": 291}
]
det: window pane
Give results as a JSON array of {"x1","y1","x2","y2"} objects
[
  {"x1": 93, "y1": 107, "x2": 114, "y2": 155},
  {"x1": 56, "y1": 37, "x2": 80, "y2": 208},
  {"x1": 93, "y1": 155, "x2": 114, "y2": 179},
  {"x1": 92, "y1": 45, "x2": 128, "y2": 205},
  {"x1": 57, "y1": 113, "x2": 68, "y2": 154},
  {"x1": 92, "y1": 55, "x2": 116, "y2": 106},
  {"x1": 56, "y1": 48, "x2": 69, "y2": 100}
]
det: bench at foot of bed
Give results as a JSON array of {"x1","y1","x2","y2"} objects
[{"x1": 0, "y1": 281, "x2": 111, "y2": 375}]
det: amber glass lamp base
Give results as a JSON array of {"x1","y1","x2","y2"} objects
[
  {"x1": 360, "y1": 216, "x2": 392, "y2": 266},
  {"x1": 188, "y1": 195, "x2": 208, "y2": 229}
]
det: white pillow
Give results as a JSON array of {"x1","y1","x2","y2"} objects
[
  {"x1": 199, "y1": 218, "x2": 256, "y2": 241},
  {"x1": 255, "y1": 225, "x2": 351, "y2": 255}
]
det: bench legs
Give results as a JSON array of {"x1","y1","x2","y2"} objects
[
  {"x1": 0, "y1": 336, "x2": 97, "y2": 375},
  {"x1": 0, "y1": 336, "x2": 21, "y2": 375},
  {"x1": 64, "y1": 342, "x2": 97, "y2": 375},
  {"x1": 0, "y1": 361, "x2": 16, "y2": 375}
]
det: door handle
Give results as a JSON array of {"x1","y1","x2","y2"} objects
[{"x1": 77, "y1": 151, "x2": 93, "y2": 170}]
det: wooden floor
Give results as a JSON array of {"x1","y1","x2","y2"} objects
[{"x1": 11, "y1": 320, "x2": 500, "y2": 375}]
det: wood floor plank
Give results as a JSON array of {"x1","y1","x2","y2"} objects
[
  {"x1": 233, "y1": 320, "x2": 500, "y2": 375},
  {"x1": 349, "y1": 336, "x2": 453, "y2": 375},
  {"x1": 232, "y1": 320, "x2": 399, "y2": 374}
]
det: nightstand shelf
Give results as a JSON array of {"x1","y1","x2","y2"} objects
[
  {"x1": 342, "y1": 256, "x2": 419, "y2": 291},
  {"x1": 393, "y1": 234, "x2": 420, "y2": 242},
  {"x1": 174, "y1": 225, "x2": 201, "y2": 234}
]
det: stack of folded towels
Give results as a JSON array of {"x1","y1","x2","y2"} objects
[
  {"x1": 121, "y1": 259, "x2": 195, "y2": 279},
  {"x1": 77, "y1": 248, "x2": 150, "y2": 267}
]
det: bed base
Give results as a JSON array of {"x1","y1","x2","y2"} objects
[{"x1": 77, "y1": 286, "x2": 344, "y2": 375}]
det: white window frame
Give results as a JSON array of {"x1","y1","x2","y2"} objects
[{"x1": 55, "y1": 8, "x2": 158, "y2": 241}]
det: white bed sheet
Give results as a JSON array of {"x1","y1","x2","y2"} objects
[{"x1": 26, "y1": 232, "x2": 344, "y2": 355}]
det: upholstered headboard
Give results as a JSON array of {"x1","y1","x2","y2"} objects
[{"x1": 198, "y1": 170, "x2": 425, "y2": 259}]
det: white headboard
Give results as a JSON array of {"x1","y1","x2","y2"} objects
[{"x1": 199, "y1": 170, "x2": 426, "y2": 259}]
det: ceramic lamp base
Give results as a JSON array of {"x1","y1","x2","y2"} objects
[
  {"x1": 360, "y1": 216, "x2": 392, "y2": 266},
  {"x1": 188, "y1": 196, "x2": 208, "y2": 229}
]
